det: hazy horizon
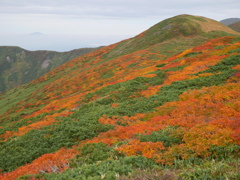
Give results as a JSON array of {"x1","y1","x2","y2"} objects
[
  {"x1": 1, "y1": 0, "x2": 239, "y2": 51},
  {"x1": 0, "y1": 33, "x2": 133, "y2": 52}
]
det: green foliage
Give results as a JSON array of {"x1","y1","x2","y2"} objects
[
  {"x1": 139, "y1": 126, "x2": 183, "y2": 147},
  {"x1": 70, "y1": 143, "x2": 120, "y2": 167},
  {"x1": 102, "y1": 15, "x2": 225, "y2": 59},
  {"x1": 204, "y1": 31, "x2": 239, "y2": 39},
  {"x1": 208, "y1": 144, "x2": 240, "y2": 160},
  {"x1": 149, "y1": 70, "x2": 166, "y2": 86},
  {"x1": 0, "y1": 46, "x2": 99, "y2": 92},
  {"x1": 33, "y1": 156, "x2": 157, "y2": 180},
  {"x1": 0, "y1": 77, "x2": 6, "y2": 93},
  {"x1": 183, "y1": 51, "x2": 202, "y2": 57},
  {"x1": 1, "y1": 15, "x2": 240, "y2": 180},
  {"x1": 165, "y1": 65, "x2": 188, "y2": 72},
  {"x1": 7, "y1": 72, "x2": 19, "y2": 82},
  {"x1": 128, "y1": 62, "x2": 139, "y2": 68},
  {"x1": 214, "y1": 45, "x2": 226, "y2": 50},
  {"x1": 1, "y1": 42, "x2": 237, "y2": 173},
  {"x1": 0, "y1": 113, "x2": 48, "y2": 135},
  {"x1": 0, "y1": 107, "x2": 113, "y2": 172},
  {"x1": 195, "y1": 54, "x2": 240, "y2": 75},
  {"x1": 102, "y1": 71, "x2": 114, "y2": 79},
  {"x1": 84, "y1": 70, "x2": 166, "y2": 105},
  {"x1": 156, "y1": 63, "x2": 166, "y2": 68},
  {"x1": 229, "y1": 47, "x2": 240, "y2": 53},
  {"x1": 179, "y1": 159, "x2": 240, "y2": 180}
]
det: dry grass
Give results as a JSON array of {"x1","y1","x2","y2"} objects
[{"x1": 193, "y1": 15, "x2": 240, "y2": 35}]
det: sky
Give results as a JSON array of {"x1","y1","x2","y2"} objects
[{"x1": 0, "y1": 0, "x2": 240, "y2": 52}]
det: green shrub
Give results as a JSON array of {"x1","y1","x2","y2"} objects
[
  {"x1": 179, "y1": 159, "x2": 240, "y2": 180},
  {"x1": 70, "y1": 143, "x2": 120, "y2": 167},
  {"x1": 35, "y1": 156, "x2": 157, "y2": 180},
  {"x1": 138, "y1": 126, "x2": 183, "y2": 147}
]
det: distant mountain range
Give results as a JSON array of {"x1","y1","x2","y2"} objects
[
  {"x1": 228, "y1": 21, "x2": 240, "y2": 33},
  {"x1": 220, "y1": 18, "x2": 240, "y2": 26},
  {"x1": 220, "y1": 18, "x2": 240, "y2": 32},
  {"x1": 0, "y1": 46, "x2": 100, "y2": 93},
  {"x1": 1, "y1": 16, "x2": 239, "y2": 94}
]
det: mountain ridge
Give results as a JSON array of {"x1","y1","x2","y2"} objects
[
  {"x1": 220, "y1": 17, "x2": 240, "y2": 26},
  {"x1": 229, "y1": 21, "x2": 240, "y2": 33},
  {"x1": 0, "y1": 46, "x2": 100, "y2": 93},
  {"x1": 0, "y1": 14, "x2": 239, "y2": 179},
  {"x1": 104, "y1": 14, "x2": 239, "y2": 59}
]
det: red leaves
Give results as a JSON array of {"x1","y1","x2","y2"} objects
[
  {"x1": 1, "y1": 35, "x2": 240, "y2": 179},
  {"x1": 0, "y1": 148, "x2": 78, "y2": 180},
  {"x1": 0, "y1": 111, "x2": 73, "y2": 141}
]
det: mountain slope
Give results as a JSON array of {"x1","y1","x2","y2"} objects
[
  {"x1": 0, "y1": 14, "x2": 239, "y2": 179},
  {"x1": 0, "y1": 46, "x2": 99, "y2": 93},
  {"x1": 220, "y1": 18, "x2": 240, "y2": 26},
  {"x1": 105, "y1": 14, "x2": 239, "y2": 59},
  {"x1": 229, "y1": 21, "x2": 240, "y2": 33}
]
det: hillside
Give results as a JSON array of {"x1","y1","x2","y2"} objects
[
  {"x1": 229, "y1": 21, "x2": 240, "y2": 33},
  {"x1": 0, "y1": 46, "x2": 99, "y2": 93},
  {"x1": 0, "y1": 14, "x2": 240, "y2": 179},
  {"x1": 220, "y1": 18, "x2": 240, "y2": 26}
]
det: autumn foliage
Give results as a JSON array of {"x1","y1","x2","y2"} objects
[{"x1": 0, "y1": 22, "x2": 239, "y2": 180}]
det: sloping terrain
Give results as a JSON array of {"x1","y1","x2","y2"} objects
[
  {"x1": 0, "y1": 14, "x2": 239, "y2": 179},
  {"x1": 229, "y1": 21, "x2": 240, "y2": 33},
  {"x1": 0, "y1": 46, "x2": 99, "y2": 93},
  {"x1": 220, "y1": 18, "x2": 240, "y2": 26}
]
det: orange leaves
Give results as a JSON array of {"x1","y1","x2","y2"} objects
[
  {"x1": 1, "y1": 35, "x2": 240, "y2": 179},
  {"x1": 158, "y1": 144, "x2": 193, "y2": 165},
  {"x1": 175, "y1": 48, "x2": 193, "y2": 59},
  {"x1": 140, "y1": 85, "x2": 162, "y2": 98},
  {"x1": 192, "y1": 43, "x2": 214, "y2": 52},
  {"x1": 98, "y1": 115, "x2": 118, "y2": 125},
  {"x1": 116, "y1": 140, "x2": 165, "y2": 159},
  {"x1": 98, "y1": 113, "x2": 145, "y2": 126},
  {"x1": 111, "y1": 103, "x2": 119, "y2": 108},
  {"x1": 187, "y1": 72, "x2": 215, "y2": 80},
  {"x1": 183, "y1": 123, "x2": 235, "y2": 157},
  {"x1": 0, "y1": 110, "x2": 73, "y2": 142},
  {"x1": 213, "y1": 43, "x2": 240, "y2": 56},
  {"x1": 233, "y1": 64, "x2": 240, "y2": 70},
  {"x1": 210, "y1": 117, "x2": 240, "y2": 145},
  {"x1": 89, "y1": 115, "x2": 168, "y2": 146},
  {"x1": 0, "y1": 148, "x2": 78, "y2": 180},
  {"x1": 177, "y1": 83, "x2": 240, "y2": 120}
]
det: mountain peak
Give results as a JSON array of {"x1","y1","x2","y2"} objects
[
  {"x1": 146, "y1": 14, "x2": 240, "y2": 38},
  {"x1": 190, "y1": 15, "x2": 240, "y2": 35},
  {"x1": 104, "y1": 14, "x2": 240, "y2": 58}
]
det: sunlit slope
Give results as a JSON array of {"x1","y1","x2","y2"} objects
[{"x1": 0, "y1": 14, "x2": 239, "y2": 179}]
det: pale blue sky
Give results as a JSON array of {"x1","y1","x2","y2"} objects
[{"x1": 0, "y1": 0, "x2": 239, "y2": 51}]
